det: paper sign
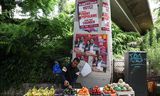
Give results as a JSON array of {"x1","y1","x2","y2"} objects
[
  {"x1": 78, "y1": 0, "x2": 99, "y2": 32},
  {"x1": 81, "y1": 63, "x2": 92, "y2": 77}
]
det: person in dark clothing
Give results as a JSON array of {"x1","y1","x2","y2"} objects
[{"x1": 61, "y1": 57, "x2": 80, "y2": 88}]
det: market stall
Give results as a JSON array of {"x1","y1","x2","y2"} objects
[{"x1": 24, "y1": 79, "x2": 135, "y2": 96}]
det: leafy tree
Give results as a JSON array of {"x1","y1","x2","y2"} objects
[
  {"x1": 19, "y1": 0, "x2": 58, "y2": 17},
  {"x1": 0, "y1": 0, "x2": 59, "y2": 19},
  {"x1": 58, "y1": 0, "x2": 67, "y2": 13},
  {"x1": 142, "y1": 29, "x2": 160, "y2": 75},
  {"x1": 0, "y1": 14, "x2": 73, "y2": 91},
  {"x1": 141, "y1": 4, "x2": 160, "y2": 75},
  {"x1": 0, "y1": 0, "x2": 17, "y2": 23},
  {"x1": 112, "y1": 23, "x2": 141, "y2": 58},
  {"x1": 0, "y1": 0, "x2": 16, "y2": 15}
]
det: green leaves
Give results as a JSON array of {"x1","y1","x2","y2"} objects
[
  {"x1": 20, "y1": 0, "x2": 58, "y2": 17},
  {"x1": 112, "y1": 22, "x2": 141, "y2": 58},
  {"x1": 141, "y1": 7, "x2": 160, "y2": 74},
  {"x1": 0, "y1": 6, "x2": 74, "y2": 91}
]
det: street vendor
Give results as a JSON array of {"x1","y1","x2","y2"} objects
[{"x1": 62, "y1": 57, "x2": 80, "y2": 89}]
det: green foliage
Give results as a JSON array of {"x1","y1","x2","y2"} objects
[
  {"x1": 147, "y1": 42, "x2": 160, "y2": 69},
  {"x1": 57, "y1": 0, "x2": 75, "y2": 15},
  {"x1": 0, "y1": 1, "x2": 75, "y2": 91},
  {"x1": 153, "y1": 0, "x2": 160, "y2": 27},
  {"x1": 143, "y1": 29, "x2": 160, "y2": 74},
  {"x1": 142, "y1": 8, "x2": 160, "y2": 73},
  {"x1": 20, "y1": 0, "x2": 58, "y2": 17},
  {"x1": 0, "y1": 12, "x2": 73, "y2": 91},
  {"x1": 112, "y1": 23, "x2": 141, "y2": 58},
  {"x1": 58, "y1": 0, "x2": 67, "y2": 13},
  {"x1": 0, "y1": 0, "x2": 59, "y2": 18},
  {"x1": 0, "y1": 0, "x2": 16, "y2": 12},
  {"x1": 0, "y1": 0, "x2": 16, "y2": 19}
]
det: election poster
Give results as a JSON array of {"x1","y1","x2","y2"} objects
[
  {"x1": 78, "y1": 0, "x2": 99, "y2": 32},
  {"x1": 101, "y1": 0, "x2": 111, "y2": 31},
  {"x1": 74, "y1": 34, "x2": 108, "y2": 72}
]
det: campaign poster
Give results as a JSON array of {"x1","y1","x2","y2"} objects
[
  {"x1": 74, "y1": 34, "x2": 108, "y2": 72},
  {"x1": 78, "y1": 0, "x2": 99, "y2": 32},
  {"x1": 101, "y1": 1, "x2": 110, "y2": 31}
]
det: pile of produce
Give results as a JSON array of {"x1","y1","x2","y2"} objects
[
  {"x1": 23, "y1": 79, "x2": 134, "y2": 96},
  {"x1": 89, "y1": 86, "x2": 101, "y2": 95},
  {"x1": 77, "y1": 87, "x2": 90, "y2": 96},
  {"x1": 111, "y1": 79, "x2": 133, "y2": 91},
  {"x1": 103, "y1": 84, "x2": 116, "y2": 94},
  {"x1": 24, "y1": 86, "x2": 55, "y2": 96},
  {"x1": 63, "y1": 88, "x2": 77, "y2": 95}
]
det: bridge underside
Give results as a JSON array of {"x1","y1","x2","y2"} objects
[{"x1": 111, "y1": 0, "x2": 153, "y2": 35}]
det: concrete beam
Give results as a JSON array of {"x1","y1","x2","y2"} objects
[{"x1": 111, "y1": 0, "x2": 153, "y2": 35}]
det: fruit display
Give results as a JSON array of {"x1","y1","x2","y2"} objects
[
  {"x1": 23, "y1": 80, "x2": 134, "y2": 96},
  {"x1": 24, "y1": 86, "x2": 55, "y2": 96},
  {"x1": 63, "y1": 88, "x2": 77, "y2": 95},
  {"x1": 77, "y1": 87, "x2": 90, "y2": 96},
  {"x1": 103, "y1": 84, "x2": 116, "y2": 94},
  {"x1": 89, "y1": 86, "x2": 102, "y2": 95},
  {"x1": 110, "y1": 79, "x2": 133, "y2": 91}
]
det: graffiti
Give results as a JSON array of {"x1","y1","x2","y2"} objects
[{"x1": 129, "y1": 53, "x2": 143, "y2": 63}]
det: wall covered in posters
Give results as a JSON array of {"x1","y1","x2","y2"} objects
[
  {"x1": 74, "y1": 34, "x2": 108, "y2": 72},
  {"x1": 78, "y1": 0, "x2": 99, "y2": 32},
  {"x1": 73, "y1": 0, "x2": 112, "y2": 87}
]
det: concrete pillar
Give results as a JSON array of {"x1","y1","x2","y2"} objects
[{"x1": 72, "y1": 0, "x2": 112, "y2": 87}]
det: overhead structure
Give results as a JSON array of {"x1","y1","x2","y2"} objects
[{"x1": 111, "y1": 0, "x2": 153, "y2": 35}]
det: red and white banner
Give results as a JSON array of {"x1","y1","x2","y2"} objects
[
  {"x1": 101, "y1": 1, "x2": 110, "y2": 31},
  {"x1": 78, "y1": 0, "x2": 99, "y2": 32}
]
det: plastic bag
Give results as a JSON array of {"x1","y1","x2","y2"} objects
[{"x1": 52, "y1": 62, "x2": 62, "y2": 74}]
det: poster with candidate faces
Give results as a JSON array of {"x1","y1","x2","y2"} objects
[
  {"x1": 74, "y1": 34, "x2": 108, "y2": 72},
  {"x1": 78, "y1": 0, "x2": 99, "y2": 32}
]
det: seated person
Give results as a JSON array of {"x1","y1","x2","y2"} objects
[{"x1": 61, "y1": 57, "x2": 80, "y2": 89}]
